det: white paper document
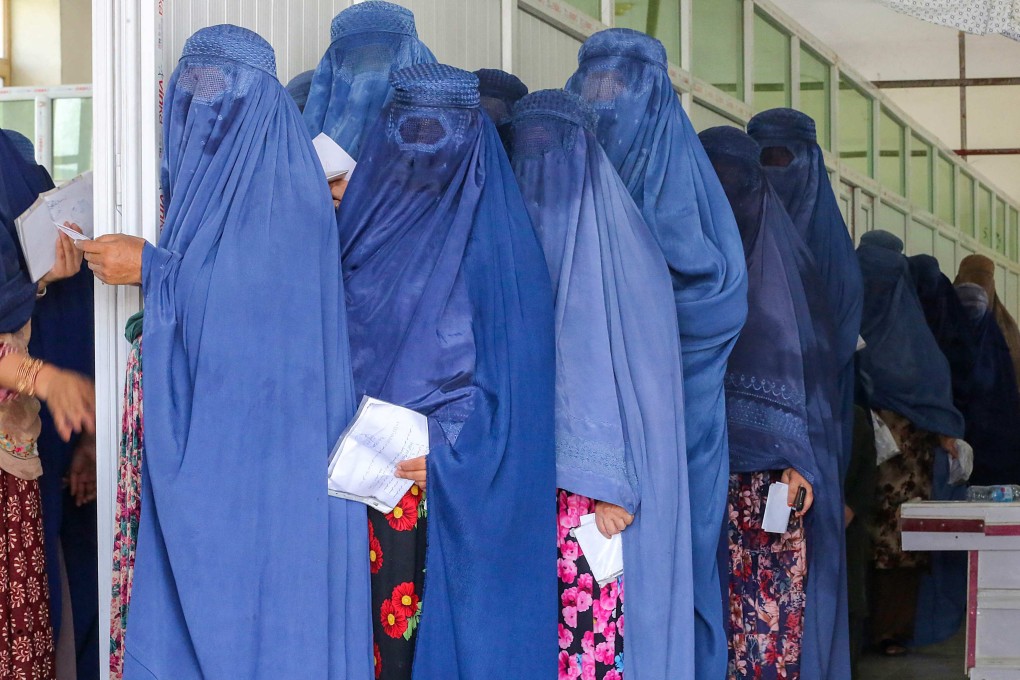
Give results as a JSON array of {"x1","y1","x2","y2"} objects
[
  {"x1": 312, "y1": 133, "x2": 357, "y2": 182},
  {"x1": 15, "y1": 172, "x2": 94, "y2": 282},
  {"x1": 762, "y1": 482, "x2": 793, "y2": 534},
  {"x1": 54, "y1": 222, "x2": 91, "y2": 242},
  {"x1": 327, "y1": 396, "x2": 429, "y2": 513},
  {"x1": 571, "y1": 513, "x2": 624, "y2": 587}
]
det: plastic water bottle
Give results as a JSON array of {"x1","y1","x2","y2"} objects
[{"x1": 967, "y1": 485, "x2": 1020, "y2": 502}]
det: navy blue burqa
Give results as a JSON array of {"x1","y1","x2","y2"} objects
[
  {"x1": 337, "y1": 64, "x2": 557, "y2": 678},
  {"x1": 475, "y1": 68, "x2": 528, "y2": 153},
  {"x1": 955, "y1": 283, "x2": 1020, "y2": 485},
  {"x1": 567, "y1": 30, "x2": 747, "y2": 680},
  {"x1": 856, "y1": 231, "x2": 964, "y2": 438},
  {"x1": 127, "y1": 26, "x2": 371, "y2": 679},
  {"x1": 304, "y1": 1, "x2": 436, "y2": 160},
  {"x1": 701, "y1": 126, "x2": 851, "y2": 680},
  {"x1": 0, "y1": 130, "x2": 42, "y2": 334},
  {"x1": 748, "y1": 109, "x2": 863, "y2": 481},
  {"x1": 511, "y1": 89, "x2": 692, "y2": 679}
]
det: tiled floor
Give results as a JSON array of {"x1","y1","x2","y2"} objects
[{"x1": 857, "y1": 630, "x2": 968, "y2": 680}]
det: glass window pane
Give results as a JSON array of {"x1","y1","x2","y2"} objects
[
  {"x1": 958, "y1": 173, "x2": 975, "y2": 237},
  {"x1": 753, "y1": 12, "x2": 790, "y2": 112},
  {"x1": 799, "y1": 47, "x2": 830, "y2": 150},
  {"x1": 51, "y1": 97, "x2": 93, "y2": 183},
  {"x1": 936, "y1": 155, "x2": 955, "y2": 223},
  {"x1": 977, "y1": 185, "x2": 992, "y2": 246},
  {"x1": 690, "y1": 102, "x2": 740, "y2": 132},
  {"x1": 1010, "y1": 208, "x2": 1018, "y2": 262},
  {"x1": 995, "y1": 198, "x2": 1006, "y2": 254},
  {"x1": 839, "y1": 78, "x2": 872, "y2": 177},
  {"x1": 0, "y1": 100, "x2": 35, "y2": 143},
  {"x1": 879, "y1": 107, "x2": 904, "y2": 195},
  {"x1": 616, "y1": 1, "x2": 681, "y2": 59},
  {"x1": 692, "y1": 0, "x2": 744, "y2": 99},
  {"x1": 568, "y1": 0, "x2": 601, "y2": 18},
  {"x1": 910, "y1": 135, "x2": 931, "y2": 211}
]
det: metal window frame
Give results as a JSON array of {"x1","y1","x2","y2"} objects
[
  {"x1": 0, "y1": 0, "x2": 10, "y2": 84},
  {"x1": 0, "y1": 84, "x2": 93, "y2": 171}
]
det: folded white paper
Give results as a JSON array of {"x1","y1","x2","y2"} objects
[
  {"x1": 15, "y1": 172, "x2": 94, "y2": 282},
  {"x1": 571, "y1": 513, "x2": 624, "y2": 587},
  {"x1": 54, "y1": 222, "x2": 91, "y2": 242},
  {"x1": 327, "y1": 396, "x2": 429, "y2": 513},
  {"x1": 763, "y1": 482, "x2": 793, "y2": 534},
  {"x1": 312, "y1": 133, "x2": 357, "y2": 182}
]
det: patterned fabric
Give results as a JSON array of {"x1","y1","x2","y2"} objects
[
  {"x1": 0, "y1": 329, "x2": 43, "y2": 482},
  {"x1": 109, "y1": 337, "x2": 142, "y2": 680},
  {"x1": 369, "y1": 484, "x2": 426, "y2": 680},
  {"x1": 879, "y1": 0, "x2": 1020, "y2": 40},
  {"x1": 871, "y1": 410, "x2": 934, "y2": 571},
  {"x1": 0, "y1": 469, "x2": 55, "y2": 679},
  {"x1": 556, "y1": 490, "x2": 625, "y2": 680},
  {"x1": 726, "y1": 471, "x2": 807, "y2": 680}
]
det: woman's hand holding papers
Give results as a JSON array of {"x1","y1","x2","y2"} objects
[
  {"x1": 395, "y1": 456, "x2": 427, "y2": 491},
  {"x1": 594, "y1": 501, "x2": 634, "y2": 539},
  {"x1": 76, "y1": 233, "x2": 146, "y2": 285}
]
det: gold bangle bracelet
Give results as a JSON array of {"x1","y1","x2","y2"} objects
[{"x1": 15, "y1": 356, "x2": 44, "y2": 397}]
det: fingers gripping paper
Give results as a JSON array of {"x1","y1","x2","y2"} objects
[{"x1": 327, "y1": 396, "x2": 428, "y2": 513}]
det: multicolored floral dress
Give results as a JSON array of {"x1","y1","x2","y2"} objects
[
  {"x1": 369, "y1": 483, "x2": 426, "y2": 680},
  {"x1": 726, "y1": 471, "x2": 807, "y2": 680},
  {"x1": 556, "y1": 490, "x2": 625, "y2": 680},
  {"x1": 110, "y1": 318, "x2": 143, "y2": 680},
  {"x1": 0, "y1": 326, "x2": 56, "y2": 679}
]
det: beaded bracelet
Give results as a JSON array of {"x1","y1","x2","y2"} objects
[{"x1": 15, "y1": 356, "x2": 45, "y2": 397}]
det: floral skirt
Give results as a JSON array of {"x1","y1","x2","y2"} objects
[
  {"x1": 0, "y1": 470, "x2": 55, "y2": 678},
  {"x1": 369, "y1": 484, "x2": 426, "y2": 680},
  {"x1": 726, "y1": 471, "x2": 807, "y2": 680},
  {"x1": 556, "y1": 490, "x2": 624, "y2": 680},
  {"x1": 110, "y1": 338, "x2": 143, "y2": 680}
]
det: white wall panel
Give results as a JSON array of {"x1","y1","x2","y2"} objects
[
  {"x1": 397, "y1": 0, "x2": 502, "y2": 71},
  {"x1": 514, "y1": 9, "x2": 582, "y2": 92}
]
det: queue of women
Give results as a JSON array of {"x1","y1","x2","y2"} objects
[{"x1": 3, "y1": 2, "x2": 1019, "y2": 679}]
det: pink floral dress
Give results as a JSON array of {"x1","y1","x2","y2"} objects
[{"x1": 557, "y1": 490, "x2": 624, "y2": 680}]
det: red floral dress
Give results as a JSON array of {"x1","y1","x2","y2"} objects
[
  {"x1": 556, "y1": 490, "x2": 624, "y2": 680},
  {"x1": 369, "y1": 484, "x2": 426, "y2": 680},
  {"x1": 726, "y1": 471, "x2": 807, "y2": 680}
]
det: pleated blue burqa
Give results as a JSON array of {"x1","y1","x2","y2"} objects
[
  {"x1": 748, "y1": 109, "x2": 863, "y2": 481},
  {"x1": 701, "y1": 126, "x2": 851, "y2": 680},
  {"x1": 337, "y1": 64, "x2": 557, "y2": 679},
  {"x1": 511, "y1": 89, "x2": 692, "y2": 679},
  {"x1": 0, "y1": 130, "x2": 40, "y2": 333},
  {"x1": 125, "y1": 26, "x2": 372, "y2": 680},
  {"x1": 566, "y1": 30, "x2": 747, "y2": 680},
  {"x1": 304, "y1": 1, "x2": 436, "y2": 160}
]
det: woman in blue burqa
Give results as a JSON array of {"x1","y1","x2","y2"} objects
[
  {"x1": 336, "y1": 63, "x2": 556, "y2": 679},
  {"x1": 856, "y1": 230, "x2": 964, "y2": 658},
  {"x1": 510, "y1": 89, "x2": 691, "y2": 680},
  {"x1": 701, "y1": 126, "x2": 850, "y2": 680},
  {"x1": 77, "y1": 25, "x2": 373, "y2": 679},
  {"x1": 566, "y1": 29, "x2": 747, "y2": 680},
  {"x1": 748, "y1": 109, "x2": 863, "y2": 485},
  {"x1": 304, "y1": 1, "x2": 436, "y2": 161},
  {"x1": 475, "y1": 68, "x2": 528, "y2": 153}
]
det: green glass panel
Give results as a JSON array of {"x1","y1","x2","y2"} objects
[
  {"x1": 690, "y1": 102, "x2": 740, "y2": 132},
  {"x1": 879, "y1": 108, "x2": 904, "y2": 195},
  {"x1": 799, "y1": 47, "x2": 830, "y2": 150},
  {"x1": 838, "y1": 78, "x2": 872, "y2": 177},
  {"x1": 995, "y1": 198, "x2": 1007, "y2": 254},
  {"x1": 958, "y1": 174, "x2": 974, "y2": 237},
  {"x1": 977, "y1": 185, "x2": 992, "y2": 246},
  {"x1": 51, "y1": 97, "x2": 93, "y2": 184},
  {"x1": 568, "y1": 0, "x2": 601, "y2": 18},
  {"x1": 909, "y1": 135, "x2": 931, "y2": 212},
  {"x1": 692, "y1": 0, "x2": 743, "y2": 99},
  {"x1": 753, "y1": 12, "x2": 790, "y2": 112},
  {"x1": 616, "y1": 0, "x2": 681, "y2": 59},
  {"x1": 0, "y1": 100, "x2": 35, "y2": 146},
  {"x1": 936, "y1": 155, "x2": 955, "y2": 223},
  {"x1": 1010, "y1": 208, "x2": 1019, "y2": 262}
]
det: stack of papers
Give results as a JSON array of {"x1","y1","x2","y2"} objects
[
  {"x1": 327, "y1": 396, "x2": 429, "y2": 513},
  {"x1": 15, "y1": 172, "x2": 94, "y2": 282},
  {"x1": 571, "y1": 513, "x2": 624, "y2": 587},
  {"x1": 312, "y1": 133, "x2": 357, "y2": 182}
]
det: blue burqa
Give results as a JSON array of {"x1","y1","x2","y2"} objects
[
  {"x1": 304, "y1": 1, "x2": 436, "y2": 160},
  {"x1": 285, "y1": 70, "x2": 314, "y2": 112},
  {"x1": 126, "y1": 25, "x2": 372, "y2": 680},
  {"x1": 337, "y1": 64, "x2": 557, "y2": 679},
  {"x1": 856, "y1": 231, "x2": 964, "y2": 438},
  {"x1": 701, "y1": 126, "x2": 851, "y2": 680},
  {"x1": 475, "y1": 68, "x2": 528, "y2": 153},
  {"x1": 955, "y1": 283, "x2": 1020, "y2": 484},
  {"x1": 748, "y1": 109, "x2": 863, "y2": 481},
  {"x1": 0, "y1": 130, "x2": 39, "y2": 334},
  {"x1": 566, "y1": 30, "x2": 748, "y2": 680},
  {"x1": 511, "y1": 89, "x2": 692, "y2": 679}
]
